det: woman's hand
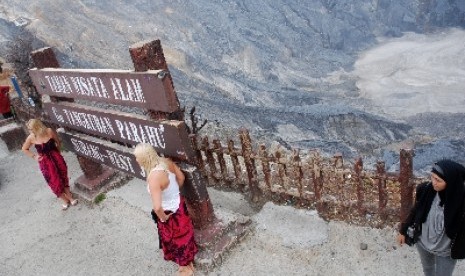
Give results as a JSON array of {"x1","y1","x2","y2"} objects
[
  {"x1": 396, "y1": 233, "x2": 406, "y2": 246},
  {"x1": 34, "y1": 154, "x2": 43, "y2": 162},
  {"x1": 161, "y1": 213, "x2": 173, "y2": 223}
]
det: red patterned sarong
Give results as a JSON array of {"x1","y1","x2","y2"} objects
[
  {"x1": 155, "y1": 197, "x2": 198, "y2": 266},
  {"x1": 35, "y1": 139, "x2": 69, "y2": 197}
]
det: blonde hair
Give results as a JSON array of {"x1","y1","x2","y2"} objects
[
  {"x1": 133, "y1": 143, "x2": 167, "y2": 177},
  {"x1": 27, "y1": 119, "x2": 48, "y2": 137}
]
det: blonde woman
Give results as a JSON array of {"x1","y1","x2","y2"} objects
[
  {"x1": 134, "y1": 143, "x2": 197, "y2": 276},
  {"x1": 22, "y1": 119, "x2": 77, "y2": 210}
]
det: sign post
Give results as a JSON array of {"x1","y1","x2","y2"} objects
[{"x1": 129, "y1": 39, "x2": 215, "y2": 229}]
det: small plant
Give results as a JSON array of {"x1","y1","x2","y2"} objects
[
  {"x1": 186, "y1": 106, "x2": 207, "y2": 134},
  {"x1": 94, "y1": 193, "x2": 106, "y2": 204}
]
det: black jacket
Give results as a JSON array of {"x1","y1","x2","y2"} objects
[{"x1": 400, "y1": 182, "x2": 465, "y2": 259}]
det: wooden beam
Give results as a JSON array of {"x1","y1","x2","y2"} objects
[
  {"x1": 59, "y1": 130, "x2": 145, "y2": 179},
  {"x1": 44, "y1": 101, "x2": 195, "y2": 161},
  {"x1": 29, "y1": 68, "x2": 178, "y2": 112}
]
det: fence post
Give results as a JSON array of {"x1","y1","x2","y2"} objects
[
  {"x1": 334, "y1": 153, "x2": 343, "y2": 168},
  {"x1": 128, "y1": 39, "x2": 183, "y2": 121},
  {"x1": 292, "y1": 149, "x2": 303, "y2": 198},
  {"x1": 239, "y1": 128, "x2": 260, "y2": 202},
  {"x1": 228, "y1": 139, "x2": 244, "y2": 191},
  {"x1": 213, "y1": 139, "x2": 228, "y2": 186},
  {"x1": 354, "y1": 157, "x2": 365, "y2": 216},
  {"x1": 376, "y1": 161, "x2": 387, "y2": 220},
  {"x1": 334, "y1": 153, "x2": 344, "y2": 201},
  {"x1": 189, "y1": 134, "x2": 205, "y2": 173},
  {"x1": 30, "y1": 47, "x2": 60, "y2": 68},
  {"x1": 259, "y1": 144, "x2": 272, "y2": 192},
  {"x1": 275, "y1": 148, "x2": 287, "y2": 191},
  {"x1": 30, "y1": 47, "x2": 105, "y2": 180},
  {"x1": 202, "y1": 136, "x2": 217, "y2": 183},
  {"x1": 312, "y1": 151, "x2": 324, "y2": 212},
  {"x1": 129, "y1": 39, "x2": 214, "y2": 229},
  {"x1": 399, "y1": 149, "x2": 414, "y2": 224}
]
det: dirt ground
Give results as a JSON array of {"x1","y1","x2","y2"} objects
[{"x1": 0, "y1": 149, "x2": 464, "y2": 275}]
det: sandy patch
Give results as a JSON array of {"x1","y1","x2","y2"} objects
[{"x1": 353, "y1": 28, "x2": 465, "y2": 119}]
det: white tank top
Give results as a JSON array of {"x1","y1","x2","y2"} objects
[{"x1": 148, "y1": 165, "x2": 181, "y2": 213}]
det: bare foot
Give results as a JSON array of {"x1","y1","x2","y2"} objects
[{"x1": 177, "y1": 265, "x2": 194, "y2": 276}]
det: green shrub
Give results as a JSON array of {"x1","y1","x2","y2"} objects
[{"x1": 94, "y1": 193, "x2": 106, "y2": 204}]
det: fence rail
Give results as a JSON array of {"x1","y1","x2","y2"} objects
[{"x1": 191, "y1": 128, "x2": 426, "y2": 228}]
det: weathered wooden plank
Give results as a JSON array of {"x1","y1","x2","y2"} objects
[
  {"x1": 29, "y1": 68, "x2": 178, "y2": 112},
  {"x1": 58, "y1": 130, "x2": 145, "y2": 179},
  {"x1": 44, "y1": 101, "x2": 195, "y2": 161}
]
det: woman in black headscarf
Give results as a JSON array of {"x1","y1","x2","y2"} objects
[{"x1": 397, "y1": 159, "x2": 465, "y2": 276}]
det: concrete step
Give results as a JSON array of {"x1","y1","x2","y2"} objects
[
  {"x1": 194, "y1": 208, "x2": 252, "y2": 270},
  {"x1": 72, "y1": 167, "x2": 132, "y2": 204},
  {"x1": 0, "y1": 120, "x2": 26, "y2": 153}
]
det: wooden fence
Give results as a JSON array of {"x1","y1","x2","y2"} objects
[
  {"x1": 12, "y1": 92, "x2": 424, "y2": 228},
  {"x1": 12, "y1": 98, "x2": 424, "y2": 228},
  {"x1": 191, "y1": 128, "x2": 426, "y2": 228}
]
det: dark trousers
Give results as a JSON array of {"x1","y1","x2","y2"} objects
[{"x1": 416, "y1": 243, "x2": 456, "y2": 276}]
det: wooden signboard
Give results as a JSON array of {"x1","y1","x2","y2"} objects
[
  {"x1": 58, "y1": 130, "x2": 146, "y2": 179},
  {"x1": 44, "y1": 102, "x2": 195, "y2": 161},
  {"x1": 29, "y1": 68, "x2": 178, "y2": 112}
]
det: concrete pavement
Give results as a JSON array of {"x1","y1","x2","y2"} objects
[
  {"x1": 0, "y1": 150, "x2": 329, "y2": 275},
  {"x1": 1, "y1": 150, "x2": 464, "y2": 275}
]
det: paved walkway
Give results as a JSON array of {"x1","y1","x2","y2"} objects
[{"x1": 1, "y1": 150, "x2": 464, "y2": 275}]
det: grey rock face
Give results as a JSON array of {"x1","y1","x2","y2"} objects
[{"x1": 1, "y1": 0, "x2": 464, "y2": 171}]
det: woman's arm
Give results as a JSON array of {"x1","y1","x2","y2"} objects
[
  {"x1": 397, "y1": 182, "x2": 428, "y2": 245},
  {"x1": 22, "y1": 135, "x2": 39, "y2": 161},
  {"x1": 148, "y1": 170, "x2": 171, "y2": 222},
  {"x1": 49, "y1": 128, "x2": 61, "y2": 151},
  {"x1": 168, "y1": 160, "x2": 185, "y2": 187}
]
